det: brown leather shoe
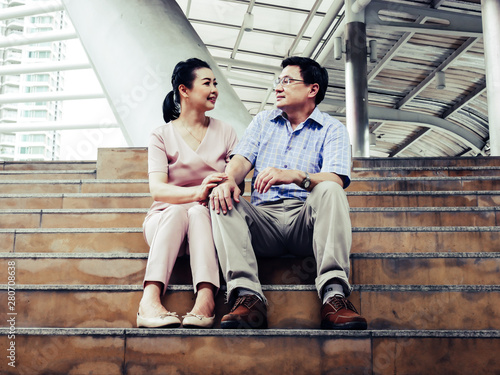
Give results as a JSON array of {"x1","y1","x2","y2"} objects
[
  {"x1": 321, "y1": 295, "x2": 367, "y2": 330},
  {"x1": 221, "y1": 294, "x2": 268, "y2": 329}
]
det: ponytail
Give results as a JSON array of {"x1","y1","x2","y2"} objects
[{"x1": 162, "y1": 90, "x2": 180, "y2": 122}]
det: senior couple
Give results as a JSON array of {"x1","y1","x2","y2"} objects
[{"x1": 136, "y1": 56, "x2": 367, "y2": 330}]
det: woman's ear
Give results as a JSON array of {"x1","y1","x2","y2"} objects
[{"x1": 178, "y1": 84, "x2": 189, "y2": 98}]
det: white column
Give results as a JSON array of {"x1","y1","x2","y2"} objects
[
  {"x1": 481, "y1": 0, "x2": 500, "y2": 156},
  {"x1": 62, "y1": 0, "x2": 251, "y2": 146}
]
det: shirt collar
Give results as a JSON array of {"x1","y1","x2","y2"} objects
[{"x1": 271, "y1": 107, "x2": 324, "y2": 128}]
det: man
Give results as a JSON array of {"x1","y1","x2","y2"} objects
[{"x1": 209, "y1": 56, "x2": 367, "y2": 330}]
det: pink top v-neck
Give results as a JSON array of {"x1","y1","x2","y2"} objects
[{"x1": 146, "y1": 117, "x2": 239, "y2": 215}]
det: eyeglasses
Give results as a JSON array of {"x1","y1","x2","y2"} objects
[{"x1": 273, "y1": 76, "x2": 305, "y2": 89}]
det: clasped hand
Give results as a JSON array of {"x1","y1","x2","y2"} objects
[
  {"x1": 210, "y1": 167, "x2": 295, "y2": 214},
  {"x1": 196, "y1": 173, "x2": 227, "y2": 205}
]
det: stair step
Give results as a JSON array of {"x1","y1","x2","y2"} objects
[
  {"x1": 351, "y1": 252, "x2": 500, "y2": 285},
  {"x1": 349, "y1": 207, "x2": 499, "y2": 227},
  {"x1": 1, "y1": 328, "x2": 498, "y2": 375},
  {"x1": 1, "y1": 176, "x2": 499, "y2": 195},
  {"x1": 347, "y1": 190, "x2": 500, "y2": 207},
  {"x1": 3, "y1": 252, "x2": 499, "y2": 286},
  {"x1": 0, "y1": 209, "x2": 147, "y2": 228},
  {"x1": 1, "y1": 285, "x2": 498, "y2": 330},
  {"x1": 0, "y1": 170, "x2": 97, "y2": 180},
  {"x1": 348, "y1": 176, "x2": 500, "y2": 192},
  {"x1": 2, "y1": 226, "x2": 499, "y2": 253},
  {"x1": 0, "y1": 207, "x2": 497, "y2": 228},
  {"x1": 1, "y1": 191, "x2": 499, "y2": 210},
  {"x1": 0, "y1": 193, "x2": 153, "y2": 209},
  {"x1": 0, "y1": 179, "x2": 149, "y2": 194},
  {"x1": 0, "y1": 160, "x2": 96, "y2": 171},
  {"x1": 352, "y1": 165, "x2": 500, "y2": 177}
]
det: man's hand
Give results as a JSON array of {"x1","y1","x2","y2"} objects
[
  {"x1": 209, "y1": 177, "x2": 241, "y2": 214},
  {"x1": 254, "y1": 167, "x2": 298, "y2": 194}
]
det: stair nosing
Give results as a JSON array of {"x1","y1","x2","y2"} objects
[
  {"x1": 2, "y1": 284, "x2": 498, "y2": 292},
  {"x1": 1, "y1": 226, "x2": 499, "y2": 234},
  {"x1": 2, "y1": 251, "x2": 500, "y2": 259},
  {"x1": 346, "y1": 190, "x2": 500, "y2": 195},
  {"x1": 0, "y1": 327, "x2": 499, "y2": 338},
  {"x1": 0, "y1": 207, "x2": 496, "y2": 214}
]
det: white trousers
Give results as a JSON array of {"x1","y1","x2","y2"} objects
[{"x1": 143, "y1": 203, "x2": 220, "y2": 295}]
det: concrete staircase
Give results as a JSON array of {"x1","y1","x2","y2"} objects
[{"x1": 1, "y1": 148, "x2": 499, "y2": 375}]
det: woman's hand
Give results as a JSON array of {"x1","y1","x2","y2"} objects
[
  {"x1": 209, "y1": 176, "x2": 241, "y2": 214},
  {"x1": 196, "y1": 173, "x2": 227, "y2": 203}
]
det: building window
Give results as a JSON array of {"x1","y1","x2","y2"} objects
[
  {"x1": 20, "y1": 146, "x2": 45, "y2": 155},
  {"x1": 21, "y1": 134, "x2": 46, "y2": 142},
  {"x1": 22, "y1": 110, "x2": 48, "y2": 119}
]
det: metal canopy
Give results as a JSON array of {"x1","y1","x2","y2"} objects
[{"x1": 177, "y1": 0, "x2": 490, "y2": 157}]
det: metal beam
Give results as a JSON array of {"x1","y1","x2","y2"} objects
[
  {"x1": 323, "y1": 98, "x2": 486, "y2": 152},
  {"x1": 389, "y1": 128, "x2": 431, "y2": 157},
  {"x1": 0, "y1": 121, "x2": 119, "y2": 133},
  {"x1": 0, "y1": 61, "x2": 90, "y2": 75},
  {"x1": 230, "y1": 0, "x2": 256, "y2": 60},
  {"x1": 215, "y1": 57, "x2": 282, "y2": 75},
  {"x1": 365, "y1": 0, "x2": 482, "y2": 37},
  {"x1": 301, "y1": 0, "x2": 344, "y2": 58},
  {"x1": 0, "y1": 1, "x2": 63, "y2": 21},
  {"x1": 0, "y1": 30, "x2": 77, "y2": 48},
  {"x1": 441, "y1": 82, "x2": 487, "y2": 119},
  {"x1": 0, "y1": 92, "x2": 105, "y2": 104},
  {"x1": 396, "y1": 37, "x2": 478, "y2": 109},
  {"x1": 287, "y1": 0, "x2": 322, "y2": 57}
]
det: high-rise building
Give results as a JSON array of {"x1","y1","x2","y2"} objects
[{"x1": 0, "y1": 0, "x2": 65, "y2": 161}]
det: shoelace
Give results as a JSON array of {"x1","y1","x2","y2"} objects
[
  {"x1": 328, "y1": 295, "x2": 359, "y2": 314},
  {"x1": 230, "y1": 295, "x2": 259, "y2": 312}
]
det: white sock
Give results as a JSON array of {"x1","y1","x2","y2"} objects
[{"x1": 322, "y1": 283, "x2": 344, "y2": 304}]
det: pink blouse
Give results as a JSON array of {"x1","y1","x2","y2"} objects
[{"x1": 146, "y1": 117, "x2": 239, "y2": 215}]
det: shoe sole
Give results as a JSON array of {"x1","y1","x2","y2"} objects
[
  {"x1": 137, "y1": 322, "x2": 181, "y2": 329},
  {"x1": 321, "y1": 321, "x2": 367, "y2": 330}
]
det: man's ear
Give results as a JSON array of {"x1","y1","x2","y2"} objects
[{"x1": 308, "y1": 83, "x2": 320, "y2": 100}]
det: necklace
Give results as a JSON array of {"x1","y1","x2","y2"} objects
[{"x1": 179, "y1": 117, "x2": 208, "y2": 144}]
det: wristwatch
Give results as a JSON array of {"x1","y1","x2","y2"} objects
[{"x1": 301, "y1": 172, "x2": 311, "y2": 189}]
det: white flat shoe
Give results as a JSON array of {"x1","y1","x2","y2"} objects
[
  {"x1": 136, "y1": 312, "x2": 181, "y2": 328},
  {"x1": 182, "y1": 313, "x2": 215, "y2": 328}
]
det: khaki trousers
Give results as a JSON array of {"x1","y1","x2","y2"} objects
[{"x1": 210, "y1": 181, "x2": 352, "y2": 304}]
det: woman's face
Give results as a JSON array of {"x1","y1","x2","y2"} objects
[{"x1": 183, "y1": 67, "x2": 218, "y2": 112}]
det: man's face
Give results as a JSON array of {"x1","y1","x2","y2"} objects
[{"x1": 275, "y1": 65, "x2": 310, "y2": 112}]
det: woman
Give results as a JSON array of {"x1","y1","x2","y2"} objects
[{"x1": 137, "y1": 58, "x2": 238, "y2": 328}]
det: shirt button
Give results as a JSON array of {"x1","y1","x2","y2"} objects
[{"x1": 284, "y1": 164, "x2": 288, "y2": 168}]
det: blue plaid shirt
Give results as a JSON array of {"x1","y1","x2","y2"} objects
[{"x1": 232, "y1": 107, "x2": 351, "y2": 206}]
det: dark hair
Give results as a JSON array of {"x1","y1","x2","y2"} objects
[
  {"x1": 162, "y1": 58, "x2": 211, "y2": 122},
  {"x1": 281, "y1": 56, "x2": 328, "y2": 105}
]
